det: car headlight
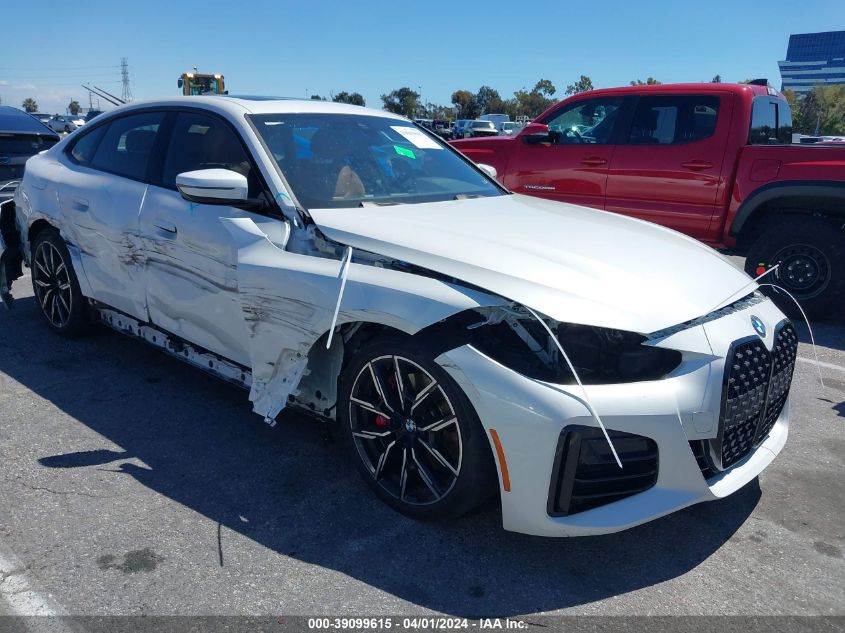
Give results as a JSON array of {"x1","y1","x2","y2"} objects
[{"x1": 465, "y1": 308, "x2": 681, "y2": 385}]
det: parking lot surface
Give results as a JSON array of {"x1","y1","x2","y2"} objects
[{"x1": 0, "y1": 267, "x2": 843, "y2": 617}]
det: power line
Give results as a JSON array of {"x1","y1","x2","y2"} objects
[{"x1": 0, "y1": 65, "x2": 120, "y2": 71}]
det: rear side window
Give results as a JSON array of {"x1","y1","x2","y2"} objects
[
  {"x1": 160, "y1": 111, "x2": 257, "y2": 194},
  {"x1": 90, "y1": 112, "x2": 166, "y2": 181},
  {"x1": 628, "y1": 95, "x2": 720, "y2": 144},
  {"x1": 749, "y1": 97, "x2": 793, "y2": 145},
  {"x1": 0, "y1": 134, "x2": 57, "y2": 155},
  {"x1": 70, "y1": 125, "x2": 107, "y2": 165}
]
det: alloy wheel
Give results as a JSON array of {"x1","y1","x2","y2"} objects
[
  {"x1": 348, "y1": 355, "x2": 463, "y2": 506},
  {"x1": 33, "y1": 241, "x2": 73, "y2": 328}
]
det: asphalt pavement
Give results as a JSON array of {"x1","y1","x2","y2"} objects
[{"x1": 0, "y1": 268, "x2": 843, "y2": 619}]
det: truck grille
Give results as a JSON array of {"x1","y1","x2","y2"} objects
[{"x1": 716, "y1": 321, "x2": 797, "y2": 470}]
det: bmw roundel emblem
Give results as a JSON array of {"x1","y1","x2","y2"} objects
[{"x1": 751, "y1": 315, "x2": 766, "y2": 337}]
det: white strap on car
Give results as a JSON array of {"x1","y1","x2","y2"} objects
[
  {"x1": 326, "y1": 246, "x2": 353, "y2": 350},
  {"x1": 757, "y1": 282, "x2": 825, "y2": 390},
  {"x1": 524, "y1": 306, "x2": 623, "y2": 469}
]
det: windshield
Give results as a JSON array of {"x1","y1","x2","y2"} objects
[
  {"x1": 250, "y1": 113, "x2": 503, "y2": 209},
  {"x1": 472, "y1": 121, "x2": 495, "y2": 129}
]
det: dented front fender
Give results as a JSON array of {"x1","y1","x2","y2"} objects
[{"x1": 220, "y1": 217, "x2": 507, "y2": 419}]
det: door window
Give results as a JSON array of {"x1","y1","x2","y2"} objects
[
  {"x1": 542, "y1": 98, "x2": 623, "y2": 144},
  {"x1": 89, "y1": 112, "x2": 165, "y2": 180},
  {"x1": 161, "y1": 111, "x2": 257, "y2": 195},
  {"x1": 627, "y1": 96, "x2": 720, "y2": 144}
]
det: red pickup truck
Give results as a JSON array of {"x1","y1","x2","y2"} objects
[{"x1": 451, "y1": 83, "x2": 845, "y2": 318}]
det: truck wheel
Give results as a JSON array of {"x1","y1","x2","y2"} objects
[
  {"x1": 338, "y1": 336, "x2": 497, "y2": 520},
  {"x1": 745, "y1": 217, "x2": 845, "y2": 320},
  {"x1": 30, "y1": 229, "x2": 89, "y2": 336}
]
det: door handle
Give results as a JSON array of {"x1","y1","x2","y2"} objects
[
  {"x1": 153, "y1": 220, "x2": 177, "y2": 235},
  {"x1": 71, "y1": 197, "x2": 89, "y2": 211},
  {"x1": 580, "y1": 157, "x2": 608, "y2": 167},
  {"x1": 681, "y1": 160, "x2": 714, "y2": 171}
]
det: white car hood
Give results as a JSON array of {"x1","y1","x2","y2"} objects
[{"x1": 309, "y1": 194, "x2": 752, "y2": 334}]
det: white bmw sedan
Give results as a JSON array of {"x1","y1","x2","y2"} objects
[{"x1": 0, "y1": 97, "x2": 797, "y2": 536}]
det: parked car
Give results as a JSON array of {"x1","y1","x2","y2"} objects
[
  {"x1": 0, "y1": 106, "x2": 60, "y2": 202},
  {"x1": 479, "y1": 113, "x2": 510, "y2": 131},
  {"x1": 1, "y1": 97, "x2": 796, "y2": 536},
  {"x1": 499, "y1": 121, "x2": 522, "y2": 135},
  {"x1": 47, "y1": 115, "x2": 79, "y2": 133},
  {"x1": 431, "y1": 119, "x2": 452, "y2": 139},
  {"x1": 462, "y1": 120, "x2": 498, "y2": 138},
  {"x1": 68, "y1": 115, "x2": 85, "y2": 128},
  {"x1": 453, "y1": 119, "x2": 471, "y2": 139},
  {"x1": 84, "y1": 109, "x2": 104, "y2": 123},
  {"x1": 31, "y1": 113, "x2": 53, "y2": 125},
  {"x1": 452, "y1": 83, "x2": 845, "y2": 317}
]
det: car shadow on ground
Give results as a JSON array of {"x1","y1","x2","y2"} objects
[{"x1": 0, "y1": 296, "x2": 760, "y2": 617}]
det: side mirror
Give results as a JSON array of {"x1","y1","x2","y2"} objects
[
  {"x1": 176, "y1": 169, "x2": 248, "y2": 205},
  {"x1": 520, "y1": 122, "x2": 551, "y2": 144},
  {"x1": 177, "y1": 78, "x2": 183, "y2": 89},
  {"x1": 477, "y1": 163, "x2": 498, "y2": 180}
]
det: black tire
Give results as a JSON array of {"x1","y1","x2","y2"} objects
[
  {"x1": 745, "y1": 217, "x2": 845, "y2": 320},
  {"x1": 338, "y1": 336, "x2": 497, "y2": 520},
  {"x1": 30, "y1": 229, "x2": 89, "y2": 336}
]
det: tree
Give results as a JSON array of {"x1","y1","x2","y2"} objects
[
  {"x1": 630, "y1": 77, "x2": 661, "y2": 86},
  {"x1": 796, "y1": 85, "x2": 845, "y2": 135},
  {"x1": 381, "y1": 87, "x2": 420, "y2": 118},
  {"x1": 22, "y1": 98, "x2": 38, "y2": 113},
  {"x1": 565, "y1": 75, "x2": 593, "y2": 96},
  {"x1": 475, "y1": 85, "x2": 501, "y2": 114},
  {"x1": 332, "y1": 91, "x2": 365, "y2": 106},
  {"x1": 533, "y1": 78, "x2": 556, "y2": 97},
  {"x1": 711, "y1": 75, "x2": 722, "y2": 83},
  {"x1": 310, "y1": 94, "x2": 323, "y2": 100},
  {"x1": 451, "y1": 89, "x2": 479, "y2": 120},
  {"x1": 68, "y1": 100, "x2": 81, "y2": 115}
]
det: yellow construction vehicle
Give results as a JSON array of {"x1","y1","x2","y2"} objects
[{"x1": 177, "y1": 72, "x2": 226, "y2": 96}]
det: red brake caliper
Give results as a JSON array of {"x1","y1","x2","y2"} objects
[{"x1": 375, "y1": 371, "x2": 397, "y2": 427}]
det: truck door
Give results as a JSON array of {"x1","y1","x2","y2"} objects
[
  {"x1": 504, "y1": 97, "x2": 627, "y2": 209},
  {"x1": 605, "y1": 93, "x2": 733, "y2": 240}
]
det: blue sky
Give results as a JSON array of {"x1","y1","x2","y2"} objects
[{"x1": 2, "y1": 0, "x2": 844, "y2": 114}]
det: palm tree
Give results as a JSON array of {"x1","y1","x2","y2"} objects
[
  {"x1": 22, "y1": 98, "x2": 38, "y2": 113},
  {"x1": 68, "y1": 100, "x2": 81, "y2": 115}
]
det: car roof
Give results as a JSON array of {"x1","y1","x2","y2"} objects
[
  {"x1": 0, "y1": 106, "x2": 60, "y2": 136},
  {"x1": 90, "y1": 96, "x2": 409, "y2": 122}
]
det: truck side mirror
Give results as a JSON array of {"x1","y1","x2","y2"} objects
[{"x1": 521, "y1": 122, "x2": 551, "y2": 144}]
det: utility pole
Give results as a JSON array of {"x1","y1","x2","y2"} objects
[{"x1": 121, "y1": 57, "x2": 133, "y2": 102}]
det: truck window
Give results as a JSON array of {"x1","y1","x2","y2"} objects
[
  {"x1": 749, "y1": 97, "x2": 793, "y2": 145},
  {"x1": 542, "y1": 97, "x2": 623, "y2": 144},
  {"x1": 627, "y1": 96, "x2": 719, "y2": 145}
]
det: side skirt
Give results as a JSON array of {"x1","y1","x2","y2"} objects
[
  {"x1": 96, "y1": 305, "x2": 253, "y2": 392},
  {"x1": 93, "y1": 303, "x2": 329, "y2": 426}
]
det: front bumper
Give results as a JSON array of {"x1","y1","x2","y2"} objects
[{"x1": 437, "y1": 297, "x2": 793, "y2": 536}]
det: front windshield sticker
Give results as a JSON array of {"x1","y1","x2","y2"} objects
[
  {"x1": 390, "y1": 126, "x2": 442, "y2": 149},
  {"x1": 393, "y1": 145, "x2": 416, "y2": 159}
]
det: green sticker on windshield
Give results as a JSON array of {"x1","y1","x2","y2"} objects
[{"x1": 394, "y1": 145, "x2": 416, "y2": 159}]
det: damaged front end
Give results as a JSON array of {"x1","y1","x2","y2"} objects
[
  {"x1": 0, "y1": 200, "x2": 24, "y2": 307},
  {"x1": 419, "y1": 304, "x2": 683, "y2": 387}
]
